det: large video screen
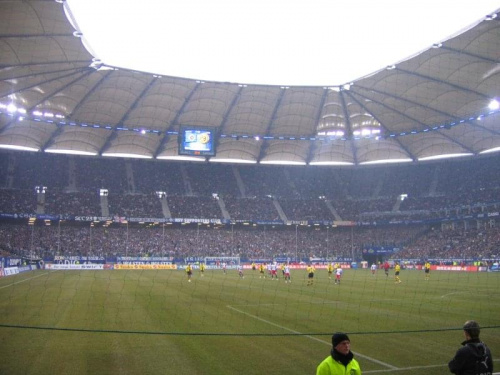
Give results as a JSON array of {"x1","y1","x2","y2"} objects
[{"x1": 178, "y1": 126, "x2": 217, "y2": 156}]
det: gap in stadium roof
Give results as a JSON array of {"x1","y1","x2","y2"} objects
[{"x1": 65, "y1": 0, "x2": 499, "y2": 86}]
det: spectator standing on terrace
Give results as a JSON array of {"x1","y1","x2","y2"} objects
[
  {"x1": 316, "y1": 332, "x2": 361, "y2": 375},
  {"x1": 448, "y1": 320, "x2": 493, "y2": 375}
]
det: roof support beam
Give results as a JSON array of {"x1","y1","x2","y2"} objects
[
  {"x1": 305, "y1": 88, "x2": 329, "y2": 164},
  {"x1": 440, "y1": 45, "x2": 500, "y2": 64},
  {"x1": 0, "y1": 60, "x2": 91, "y2": 69},
  {"x1": 395, "y1": 67, "x2": 491, "y2": 100},
  {"x1": 153, "y1": 82, "x2": 201, "y2": 158},
  {"x1": 257, "y1": 88, "x2": 286, "y2": 163},
  {"x1": 0, "y1": 33, "x2": 75, "y2": 38},
  {"x1": 69, "y1": 70, "x2": 114, "y2": 119},
  {"x1": 116, "y1": 76, "x2": 158, "y2": 127},
  {"x1": 345, "y1": 91, "x2": 416, "y2": 161},
  {"x1": 0, "y1": 65, "x2": 89, "y2": 81},
  {"x1": 98, "y1": 76, "x2": 158, "y2": 156},
  {"x1": 339, "y1": 90, "x2": 358, "y2": 165},
  {"x1": 0, "y1": 66, "x2": 91, "y2": 101},
  {"x1": 0, "y1": 69, "x2": 93, "y2": 134},
  {"x1": 348, "y1": 89, "x2": 477, "y2": 153},
  {"x1": 353, "y1": 85, "x2": 500, "y2": 136}
]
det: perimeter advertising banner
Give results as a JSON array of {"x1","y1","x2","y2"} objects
[
  {"x1": 53, "y1": 256, "x2": 106, "y2": 264},
  {"x1": 116, "y1": 257, "x2": 173, "y2": 265},
  {"x1": 113, "y1": 264, "x2": 177, "y2": 270},
  {"x1": 45, "y1": 264, "x2": 105, "y2": 270}
]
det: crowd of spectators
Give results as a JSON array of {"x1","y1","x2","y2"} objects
[
  {"x1": 167, "y1": 196, "x2": 222, "y2": 219},
  {"x1": 185, "y1": 163, "x2": 240, "y2": 197},
  {"x1": 0, "y1": 151, "x2": 499, "y2": 223},
  {"x1": 12, "y1": 152, "x2": 68, "y2": 190},
  {"x1": 75, "y1": 157, "x2": 129, "y2": 194},
  {"x1": 280, "y1": 198, "x2": 334, "y2": 221},
  {"x1": 0, "y1": 189, "x2": 37, "y2": 214},
  {"x1": 394, "y1": 223, "x2": 500, "y2": 260},
  {"x1": 223, "y1": 196, "x2": 281, "y2": 221},
  {"x1": 132, "y1": 160, "x2": 185, "y2": 195},
  {"x1": 1, "y1": 220, "x2": 498, "y2": 262},
  {"x1": 44, "y1": 190, "x2": 101, "y2": 216},
  {"x1": 107, "y1": 193, "x2": 164, "y2": 218}
]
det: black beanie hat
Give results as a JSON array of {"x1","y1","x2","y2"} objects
[{"x1": 332, "y1": 332, "x2": 350, "y2": 347}]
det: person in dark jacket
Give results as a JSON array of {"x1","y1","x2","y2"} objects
[{"x1": 448, "y1": 320, "x2": 493, "y2": 374}]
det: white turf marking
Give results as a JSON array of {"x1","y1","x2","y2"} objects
[
  {"x1": 0, "y1": 271, "x2": 53, "y2": 290},
  {"x1": 226, "y1": 304, "x2": 398, "y2": 370},
  {"x1": 439, "y1": 291, "x2": 464, "y2": 299}
]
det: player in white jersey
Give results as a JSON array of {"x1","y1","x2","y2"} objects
[
  {"x1": 371, "y1": 263, "x2": 377, "y2": 275},
  {"x1": 271, "y1": 262, "x2": 278, "y2": 279},
  {"x1": 237, "y1": 264, "x2": 244, "y2": 278},
  {"x1": 335, "y1": 267, "x2": 343, "y2": 284},
  {"x1": 284, "y1": 264, "x2": 291, "y2": 283}
]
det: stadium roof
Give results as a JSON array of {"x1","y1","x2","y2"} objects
[{"x1": 0, "y1": 0, "x2": 500, "y2": 165}]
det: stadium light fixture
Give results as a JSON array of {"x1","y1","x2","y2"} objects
[
  {"x1": 102, "y1": 152, "x2": 152, "y2": 159},
  {"x1": 488, "y1": 99, "x2": 499, "y2": 110},
  {"x1": 45, "y1": 149, "x2": 97, "y2": 156},
  {"x1": 418, "y1": 153, "x2": 473, "y2": 161},
  {"x1": 309, "y1": 161, "x2": 354, "y2": 166},
  {"x1": 360, "y1": 158, "x2": 413, "y2": 165},
  {"x1": 6, "y1": 103, "x2": 17, "y2": 113},
  {"x1": 480, "y1": 146, "x2": 500, "y2": 154},
  {"x1": 209, "y1": 158, "x2": 257, "y2": 164},
  {"x1": 0, "y1": 144, "x2": 39, "y2": 152},
  {"x1": 259, "y1": 160, "x2": 307, "y2": 165}
]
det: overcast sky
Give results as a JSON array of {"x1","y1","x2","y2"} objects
[{"x1": 66, "y1": 0, "x2": 499, "y2": 86}]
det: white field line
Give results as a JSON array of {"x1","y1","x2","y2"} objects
[
  {"x1": 365, "y1": 364, "x2": 500, "y2": 374},
  {"x1": 227, "y1": 299, "x2": 500, "y2": 373},
  {"x1": 226, "y1": 304, "x2": 398, "y2": 370},
  {"x1": 0, "y1": 271, "x2": 53, "y2": 290},
  {"x1": 439, "y1": 291, "x2": 465, "y2": 299}
]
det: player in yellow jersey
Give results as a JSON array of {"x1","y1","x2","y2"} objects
[
  {"x1": 307, "y1": 264, "x2": 315, "y2": 286},
  {"x1": 259, "y1": 263, "x2": 265, "y2": 278},
  {"x1": 424, "y1": 261, "x2": 431, "y2": 280},
  {"x1": 186, "y1": 264, "x2": 193, "y2": 282},
  {"x1": 199, "y1": 262, "x2": 205, "y2": 277},
  {"x1": 252, "y1": 262, "x2": 256, "y2": 272},
  {"x1": 394, "y1": 262, "x2": 401, "y2": 283},
  {"x1": 327, "y1": 262, "x2": 333, "y2": 279}
]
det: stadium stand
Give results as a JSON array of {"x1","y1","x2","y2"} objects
[{"x1": 0, "y1": 150, "x2": 499, "y2": 263}]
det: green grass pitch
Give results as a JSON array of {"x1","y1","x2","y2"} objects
[{"x1": 0, "y1": 267, "x2": 499, "y2": 374}]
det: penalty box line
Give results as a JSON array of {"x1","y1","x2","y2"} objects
[{"x1": 226, "y1": 304, "x2": 398, "y2": 370}]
